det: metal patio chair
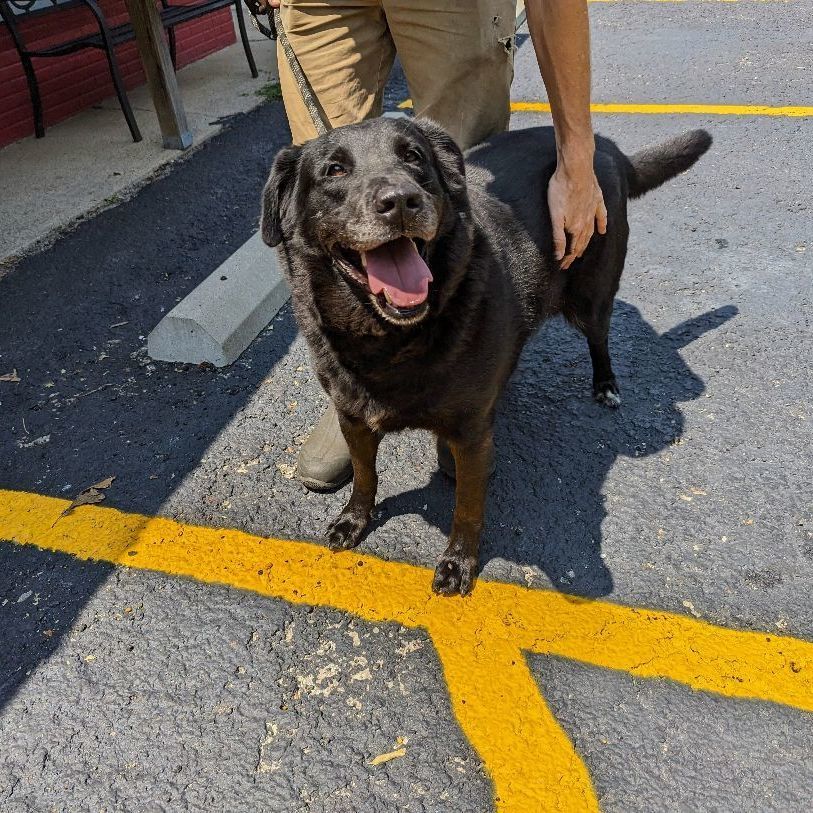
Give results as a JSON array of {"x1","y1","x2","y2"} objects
[
  {"x1": 1, "y1": 0, "x2": 258, "y2": 144},
  {"x1": 1, "y1": 0, "x2": 143, "y2": 141}
]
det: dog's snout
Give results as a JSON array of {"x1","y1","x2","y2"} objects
[{"x1": 374, "y1": 184, "x2": 423, "y2": 222}]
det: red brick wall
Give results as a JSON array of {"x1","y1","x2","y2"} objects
[{"x1": 0, "y1": 0, "x2": 236, "y2": 148}]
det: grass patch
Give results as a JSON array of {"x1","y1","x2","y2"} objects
[{"x1": 256, "y1": 80, "x2": 283, "y2": 102}]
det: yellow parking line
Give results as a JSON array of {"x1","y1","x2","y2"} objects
[
  {"x1": 3, "y1": 487, "x2": 812, "y2": 812},
  {"x1": 587, "y1": 0, "x2": 789, "y2": 4},
  {"x1": 512, "y1": 102, "x2": 813, "y2": 117},
  {"x1": 399, "y1": 99, "x2": 813, "y2": 117}
]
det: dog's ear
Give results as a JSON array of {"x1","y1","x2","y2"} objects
[
  {"x1": 261, "y1": 145, "x2": 302, "y2": 247},
  {"x1": 412, "y1": 118, "x2": 466, "y2": 201}
]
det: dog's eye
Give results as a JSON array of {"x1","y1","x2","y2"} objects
[
  {"x1": 326, "y1": 163, "x2": 347, "y2": 177},
  {"x1": 404, "y1": 148, "x2": 423, "y2": 164}
]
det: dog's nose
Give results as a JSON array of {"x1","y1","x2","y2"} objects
[{"x1": 374, "y1": 184, "x2": 422, "y2": 222}]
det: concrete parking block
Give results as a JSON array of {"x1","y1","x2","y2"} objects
[{"x1": 147, "y1": 231, "x2": 289, "y2": 367}]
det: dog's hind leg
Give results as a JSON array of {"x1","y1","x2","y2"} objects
[
  {"x1": 571, "y1": 300, "x2": 621, "y2": 409},
  {"x1": 587, "y1": 331, "x2": 621, "y2": 408},
  {"x1": 325, "y1": 413, "x2": 381, "y2": 551}
]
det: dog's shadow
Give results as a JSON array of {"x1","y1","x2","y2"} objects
[{"x1": 373, "y1": 301, "x2": 737, "y2": 597}]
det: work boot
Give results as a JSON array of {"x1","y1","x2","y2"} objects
[{"x1": 296, "y1": 404, "x2": 353, "y2": 491}]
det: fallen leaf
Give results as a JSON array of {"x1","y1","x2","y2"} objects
[
  {"x1": 69, "y1": 488, "x2": 106, "y2": 509},
  {"x1": 369, "y1": 748, "x2": 406, "y2": 766},
  {"x1": 0, "y1": 369, "x2": 20, "y2": 382},
  {"x1": 52, "y1": 476, "x2": 115, "y2": 525}
]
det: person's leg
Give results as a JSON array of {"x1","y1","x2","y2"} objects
[
  {"x1": 382, "y1": 0, "x2": 515, "y2": 149},
  {"x1": 277, "y1": 0, "x2": 395, "y2": 144},
  {"x1": 277, "y1": 1, "x2": 395, "y2": 489}
]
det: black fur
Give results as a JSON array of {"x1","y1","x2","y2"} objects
[{"x1": 261, "y1": 117, "x2": 711, "y2": 594}]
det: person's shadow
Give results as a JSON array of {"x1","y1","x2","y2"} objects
[{"x1": 373, "y1": 301, "x2": 737, "y2": 596}]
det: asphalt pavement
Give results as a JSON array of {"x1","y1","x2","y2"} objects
[{"x1": 2, "y1": 2, "x2": 812, "y2": 811}]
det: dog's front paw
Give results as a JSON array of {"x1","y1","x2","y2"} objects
[
  {"x1": 594, "y1": 379, "x2": 621, "y2": 409},
  {"x1": 432, "y1": 553, "x2": 478, "y2": 597},
  {"x1": 325, "y1": 509, "x2": 369, "y2": 551}
]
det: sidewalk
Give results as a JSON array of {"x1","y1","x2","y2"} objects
[{"x1": 0, "y1": 12, "x2": 278, "y2": 270}]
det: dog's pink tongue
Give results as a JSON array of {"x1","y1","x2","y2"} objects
[{"x1": 363, "y1": 238, "x2": 432, "y2": 308}]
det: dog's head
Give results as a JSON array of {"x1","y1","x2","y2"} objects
[{"x1": 261, "y1": 117, "x2": 470, "y2": 327}]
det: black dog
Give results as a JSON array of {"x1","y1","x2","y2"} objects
[{"x1": 261, "y1": 117, "x2": 711, "y2": 596}]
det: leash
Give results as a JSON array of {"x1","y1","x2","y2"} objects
[{"x1": 243, "y1": 1, "x2": 330, "y2": 136}]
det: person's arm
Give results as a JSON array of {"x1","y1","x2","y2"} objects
[{"x1": 525, "y1": 0, "x2": 607, "y2": 269}]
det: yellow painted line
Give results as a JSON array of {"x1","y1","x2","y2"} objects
[
  {"x1": 512, "y1": 102, "x2": 813, "y2": 117},
  {"x1": 3, "y1": 487, "x2": 813, "y2": 812},
  {"x1": 587, "y1": 0, "x2": 789, "y2": 4},
  {"x1": 399, "y1": 99, "x2": 813, "y2": 117}
]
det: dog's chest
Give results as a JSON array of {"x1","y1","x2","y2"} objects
[{"x1": 321, "y1": 356, "x2": 454, "y2": 435}]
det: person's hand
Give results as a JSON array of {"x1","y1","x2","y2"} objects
[
  {"x1": 548, "y1": 156, "x2": 607, "y2": 270},
  {"x1": 256, "y1": 0, "x2": 280, "y2": 10}
]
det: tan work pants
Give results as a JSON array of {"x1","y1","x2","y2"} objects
[{"x1": 277, "y1": 0, "x2": 516, "y2": 150}]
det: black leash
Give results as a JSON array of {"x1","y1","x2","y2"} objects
[{"x1": 243, "y1": 0, "x2": 276, "y2": 39}]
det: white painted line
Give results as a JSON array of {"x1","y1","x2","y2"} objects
[{"x1": 147, "y1": 231, "x2": 289, "y2": 367}]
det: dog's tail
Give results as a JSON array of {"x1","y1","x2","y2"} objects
[{"x1": 626, "y1": 129, "x2": 712, "y2": 199}]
